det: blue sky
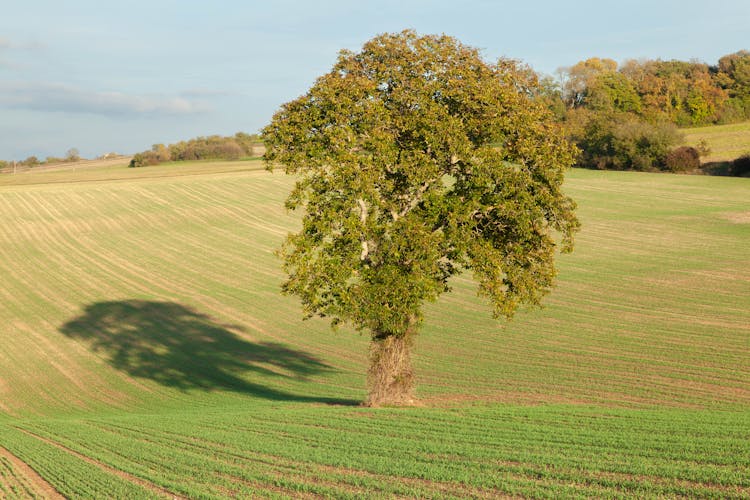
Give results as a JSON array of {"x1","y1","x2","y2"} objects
[{"x1": 2, "y1": 0, "x2": 748, "y2": 159}]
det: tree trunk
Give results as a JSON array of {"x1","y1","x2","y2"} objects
[{"x1": 366, "y1": 329, "x2": 417, "y2": 407}]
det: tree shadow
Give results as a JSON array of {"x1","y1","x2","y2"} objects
[
  {"x1": 699, "y1": 161, "x2": 733, "y2": 176},
  {"x1": 59, "y1": 300, "x2": 357, "y2": 405}
]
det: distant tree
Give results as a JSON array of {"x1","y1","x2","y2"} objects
[
  {"x1": 535, "y1": 75, "x2": 567, "y2": 120},
  {"x1": 263, "y1": 31, "x2": 579, "y2": 406},
  {"x1": 716, "y1": 50, "x2": 750, "y2": 121},
  {"x1": 561, "y1": 57, "x2": 618, "y2": 108},
  {"x1": 66, "y1": 148, "x2": 80, "y2": 162},
  {"x1": 586, "y1": 71, "x2": 642, "y2": 113},
  {"x1": 233, "y1": 132, "x2": 263, "y2": 156},
  {"x1": 151, "y1": 144, "x2": 171, "y2": 162},
  {"x1": 21, "y1": 156, "x2": 40, "y2": 167}
]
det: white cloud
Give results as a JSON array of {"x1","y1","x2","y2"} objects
[{"x1": 0, "y1": 82, "x2": 211, "y2": 117}]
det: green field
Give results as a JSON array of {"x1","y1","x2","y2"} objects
[
  {"x1": 683, "y1": 120, "x2": 750, "y2": 164},
  {"x1": 0, "y1": 160, "x2": 748, "y2": 498}
]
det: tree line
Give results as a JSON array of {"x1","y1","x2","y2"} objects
[
  {"x1": 130, "y1": 51, "x2": 750, "y2": 175},
  {"x1": 557, "y1": 53, "x2": 749, "y2": 125},
  {"x1": 542, "y1": 51, "x2": 750, "y2": 173},
  {"x1": 128, "y1": 133, "x2": 263, "y2": 167},
  {"x1": 0, "y1": 148, "x2": 81, "y2": 171},
  {"x1": 3, "y1": 52, "x2": 748, "y2": 176}
]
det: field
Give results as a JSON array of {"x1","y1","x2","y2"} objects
[
  {"x1": 0, "y1": 159, "x2": 748, "y2": 498},
  {"x1": 683, "y1": 120, "x2": 750, "y2": 164}
]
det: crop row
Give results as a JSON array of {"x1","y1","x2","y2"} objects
[
  {"x1": 14, "y1": 405, "x2": 750, "y2": 498},
  {"x1": 0, "y1": 451, "x2": 37, "y2": 499},
  {"x1": 0, "y1": 427, "x2": 155, "y2": 498}
]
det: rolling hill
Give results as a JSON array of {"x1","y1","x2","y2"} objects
[{"x1": 0, "y1": 159, "x2": 748, "y2": 497}]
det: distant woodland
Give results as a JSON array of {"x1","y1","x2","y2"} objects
[
  {"x1": 127, "y1": 132, "x2": 264, "y2": 168},
  {"x1": 546, "y1": 51, "x2": 750, "y2": 173},
  {"x1": 4, "y1": 51, "x2": 749, "y2": 175},
  {"x1": 127, "y1": 50, "x2": 750, "y2": 175}
]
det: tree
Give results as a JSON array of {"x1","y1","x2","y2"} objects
[
  {"x1": 716, "y1": 50, "x2": 750, "y2": 121},
  {"x1": 262, "y1": 31, "x2": 579, "y2": 406},
  {"x1": 21, "y1": 156, "x2": 39, "y2": 167},
  {"x1": 66, "y1": 148, "x2": 80, "y2": 162},
  {"x1": 560, "y1": 57, "x2": 618, "y2": 108},
  {"x1": 585, "y1": 71, "x2": 641, "y2": 113}
]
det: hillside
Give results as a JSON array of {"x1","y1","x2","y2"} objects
[
  {"x1": 683, "y1": 120, "x2": 750, "y2": 163},
  {"x1": 0, "y1": 161, "x2": 748, "y2": 497}
]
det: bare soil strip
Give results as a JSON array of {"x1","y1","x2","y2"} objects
[
  {"x1": 0, "y1": 445, "x2": 65, "y2": 499},
  {"x1": 725, "y1": 211, "x2": 750, "y2": 224},
  {"x1": 15, "y1": 428, "x2": 184, "y2": 499}
]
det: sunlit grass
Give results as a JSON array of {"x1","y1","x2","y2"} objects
[
  {"x1": 0, "y1": 160, "x2": 747, "y2": 496},
  {"x1": 682, "y1": 120, "x2": 750, "y2": 163}
]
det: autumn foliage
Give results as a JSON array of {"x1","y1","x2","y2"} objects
[{"x1": 129, "y1": 133, "x2": 262, "y2": 167}]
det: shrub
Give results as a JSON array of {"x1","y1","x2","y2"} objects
[
  {"x1": 128, "y1": 153, "x2": 145, "y2": 168},
  {"x1": 695, "y1": 139, "x2": 711, "y2": 157},
  {"x1": 730, "y1": 154, "x2": 750, "y2": 176},
  {"x1": 21, "y1": 156, "x2": 40, "y2": 167},
  {"x1": 128, "y1": 152, "x2": 161, "y2": 168},
  {"x1": 213, "y1": 140, "x2": 244, "y2": 160},
  {"x1": 665, "y1": 146, "x2": 701, "y2": 172},
  {"x1": 572, "y1": 112, "x2": 682, "y2": 171}
]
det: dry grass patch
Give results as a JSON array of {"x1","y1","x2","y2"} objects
[{"x1": 724, "y1": 211, "x2": 750, "y2": 224}]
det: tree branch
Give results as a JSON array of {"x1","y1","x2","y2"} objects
[{"x1": 394, "y1": 180, "x2": 432, "y2": 220}]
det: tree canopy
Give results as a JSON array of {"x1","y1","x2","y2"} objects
[{"x1": 263, "y1": 30, "x2": 579, "y2": 405}]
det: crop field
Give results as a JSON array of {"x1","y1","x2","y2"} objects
[
  {"x1": 683, "y1": 120, "x2": 750, "y2": 163},
  {"x1": 0, "y1": 159, "x2": 748, "y2": 497}
]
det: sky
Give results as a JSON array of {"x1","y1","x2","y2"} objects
[{"x1": 1, "y1": 0, "x2": 748, "y2": 160}]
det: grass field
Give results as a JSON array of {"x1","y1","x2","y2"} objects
[
  {"x1": 683, "y1": 120, "x2": 750, "y2": 164},
  {"x1": 0, "y1": 159, "x2": 748, "y2": 497}
]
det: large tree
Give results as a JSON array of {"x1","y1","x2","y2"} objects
[{"x1": 263, "y1": 31, "x2": 579, "y2": 406}]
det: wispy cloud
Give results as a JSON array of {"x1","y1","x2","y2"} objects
[
  {"x1": 0, "y1": 36, "x2": 45, "y2": 57},
  {"x1": 181, "y1": 88, "x2": 232, "y2": 98},
  {"x1": 0, "y1": 82, "x2": 212, "y2": 117}
]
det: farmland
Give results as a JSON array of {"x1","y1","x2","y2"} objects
[
  {"x1": 0, "y1": 159, "x2": 748, "y2": 497},
  {"x1": 683, "y1": 120, "x2": 750, "y2": 164}
]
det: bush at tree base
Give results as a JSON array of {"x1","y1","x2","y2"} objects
[{"x1": 665, "y1": 146, "x2": 701, "y2": 172}]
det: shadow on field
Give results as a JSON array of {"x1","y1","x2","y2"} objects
[
  {"x1": 59, "y1": 300, "x2": 357, "y2": 405},
  {"x1": 699, "y1": 161, "x2": 733, "y2": 176}
]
